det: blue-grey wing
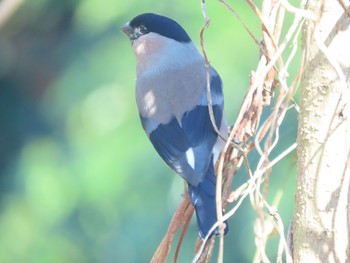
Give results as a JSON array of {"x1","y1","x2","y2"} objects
[{"x1": 140, "y1": 68, "x2": 224, "y2": 186}]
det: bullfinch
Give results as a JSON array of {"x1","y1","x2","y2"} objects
[{"x1": 121, "y1": 13, "x2": 228, "y2": 239}]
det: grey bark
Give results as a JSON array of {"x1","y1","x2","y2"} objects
[{"x1": 293, "y1": 0, "x2": 350, "y2": 262}]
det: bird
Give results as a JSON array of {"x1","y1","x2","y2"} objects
[{"x1": 121, "y1": 13, "x2": 228, "y2": 239}]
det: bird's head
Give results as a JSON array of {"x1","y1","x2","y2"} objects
[
  {"x1": 121, "y1": 13, "x2": 201, "y2": 72},
  {"x1": 121, "y1": 13, "x2": 191, "y2": 45}
]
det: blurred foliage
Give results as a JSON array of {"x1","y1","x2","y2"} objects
[{"x1": 0, "y1": 0, "x2": 298, "y2": 262}]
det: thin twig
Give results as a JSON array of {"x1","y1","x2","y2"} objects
[
  {"x1": 337, "y1": 0, "x2": 350, "y2": 17},
  {"x1": 218, "y1": 0, "x2": 260, "y2": 46},
  {"x1": 193, "y1": 141, "x2": 297, "y2": 262},
  {"x1": 200, "y1": 0, "x2": 227, "y2": 143},
  {"x1": 281, "y1": 0, "x2": 317, "y2": 20}
]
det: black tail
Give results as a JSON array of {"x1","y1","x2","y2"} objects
[{"x1": 188, "y1": 159, "x2": 228, "y2": 239}]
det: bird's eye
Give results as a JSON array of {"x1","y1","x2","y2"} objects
[
  {"x1": 130, "y1": 25, "x2": 149, "y2": 42},
  {"x1": 139, "y1": 25, "x2": 148, "y2": 34}
]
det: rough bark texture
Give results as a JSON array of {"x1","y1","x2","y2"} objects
[{"x1": 293, "y1": 0, "x2": 350, "y2": 262}]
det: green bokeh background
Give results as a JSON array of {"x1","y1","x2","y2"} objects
[{"x1": 0, "y1": 0, "x2": 298, "y2": 262}]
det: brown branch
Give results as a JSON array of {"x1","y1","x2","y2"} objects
[
  {"x1": 151, "y1": 194, "x2": 194, "y2": 263},
  {"x1": 173, "y1": 204, "x2": 192, "y2": 263},
  {"x1": 194, "y1": 237, "x2": 215, "y2": 263}
]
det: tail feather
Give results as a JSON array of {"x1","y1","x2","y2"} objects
[{"x1": 188, "y1": 159, "x2": 228, "y2": 239}]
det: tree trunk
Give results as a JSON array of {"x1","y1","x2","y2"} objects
[{"x1": 293, "y1": 0, "x2": 350, "y2": 262}]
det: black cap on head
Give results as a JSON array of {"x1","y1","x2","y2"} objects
[{"x1": 122, "y1": 13, "x2": 191, "y2": 43}]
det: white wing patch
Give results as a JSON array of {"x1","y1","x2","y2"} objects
[
  {"x1": 144, "y1": 90, "x2": 157, "y2": 116},
  {"x1": 186, "y1": 148, "x2": 195, "y2": 170}
]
